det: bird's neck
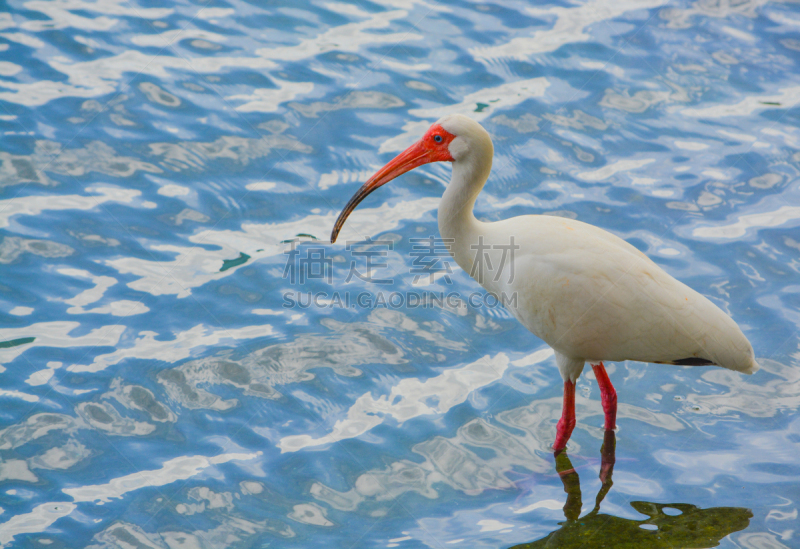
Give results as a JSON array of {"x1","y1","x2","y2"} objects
[{"x1": 438, "y1": 141, "x2": 493, "y2": 270}]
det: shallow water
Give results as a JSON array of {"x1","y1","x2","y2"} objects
[{"x1": 0, "y1": 0, "x2": 799, "y2": 547}]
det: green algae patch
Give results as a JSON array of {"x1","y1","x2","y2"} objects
[
  {"x1": 0, "y1": 337, "x2": 35, "y2": 349},
  {"x1": 220, "y1": 252, "x2": 250, "y2": 272}
]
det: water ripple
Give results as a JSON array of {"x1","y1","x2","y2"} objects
[{"x1": 0, "y1": 0, "x2": 797, "y2": 547}]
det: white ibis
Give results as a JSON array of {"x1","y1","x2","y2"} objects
[{"x1": 330, "y1": 114, "x2": 758, "y2": 451}]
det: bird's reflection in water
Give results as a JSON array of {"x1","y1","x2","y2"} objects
[{"x1": 510, "y1": 431, "x2": 752, "y2": 549}]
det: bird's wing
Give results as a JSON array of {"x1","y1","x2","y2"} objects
[{"x1": 492, "y1": 216, "x2": 755, "y2": 372}]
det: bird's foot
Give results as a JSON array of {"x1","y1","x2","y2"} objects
[{"x1": 553, "y1": 416, "x2": 576, "y2": 453}]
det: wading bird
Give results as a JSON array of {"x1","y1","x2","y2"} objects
[{"x1": 330, "y1": 114, "x2": 758, "y2": 451}]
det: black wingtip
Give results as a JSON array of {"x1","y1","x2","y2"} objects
[{"x1": 670, "y1": 357, "x2": 715, "y2": 366}]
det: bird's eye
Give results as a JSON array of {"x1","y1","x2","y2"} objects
[{"x1": 434, "y1": 135, "x2": 443, "y2": 143}]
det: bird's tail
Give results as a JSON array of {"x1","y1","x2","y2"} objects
[
  {"x1": 741, "y1": 358, "x2": 760, "y2": 375},
  {"x1": 721, "y1": 351, "x2": 759, "y2": 375}
]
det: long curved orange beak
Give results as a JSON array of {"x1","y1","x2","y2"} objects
[{"x1": 330, "y1": 139, "x2": 438, "y2": 244}]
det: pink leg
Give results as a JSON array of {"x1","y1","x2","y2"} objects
[
  {"x1": 592, "y1": 362, "x2": 617, "y2": 430},
  {"x1": 553, "y1": 380, "x2": 576, "y2": 452}
]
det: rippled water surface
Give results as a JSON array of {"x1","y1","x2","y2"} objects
[{"x1": 1, "y1": 0, "x2": 799, "y2": 547}]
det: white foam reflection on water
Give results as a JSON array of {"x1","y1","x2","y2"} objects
[
  {"x1": 20, "y1": 0, "x2": 171, "y2": 31},
  {"x1": 0, "y1": 2, "x2": 429, "y2": 107},
  {"x1": 693, "y1": 205, "x2": 800, "y2": 239},
  {"x1": 106, "y1": 197, "x2": 439, "y2": 297},
  {"x1": 253, "y1": 6, "x2": 423, "y2": 62},
  {"x1": 56, "y1": 268, "x2": 150, "y2": 317},
  {"x1": 227, "y1": 79, "x2": 315, "y2": 113},
  {"x1": 130, "y1": 29, "x2": 228, "y2": 49},
  {"x1": 577, "y1": 158, "x2": 656, "y2": 182},
  {"x1": 0, "y1": 236, "x2": 72, "y2": 264},
  {"x1": 68, "y1": 323, "x2": 274, "y2": 373},
  {"x1": 0, "y1": 503, "x2": 77, "y2": 547},
  {"x1": 153, "y1": 308, "x2": 472, "y2": 415},
  {"x1": 682, "y1": 85, "x2": 800, "y2": 118},
  {"x1": 380, "y1": 78, "x2": 551, "y2": 153},
  {"x1": 470, "y1": 0, "x2": 670, "y2": 61},
  {"x1": 63, "y1": 451, "x2": 261, "y2": 503},
  {"x1": 0, "y1": 322, "x2": 127, "y2": 368},
  {"x1": 654, "y1": 418, "x2": 800, "y2": 485},
  {"x1": 0, "y1": 52, "x2": 273, "y2": 107},
  {"x1": 0, "y1": 452, "x2": 261, "y2": 545},
  {"x1": 0, "y1": 187, "x2": 145, "y2": 228},
  {"x1": 280, "y1": 352, "x2": 515, "y2": 452}
]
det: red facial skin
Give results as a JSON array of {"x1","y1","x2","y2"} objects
[{"x1": 330, "y1": 124, "x2": 455, "y2": 243}]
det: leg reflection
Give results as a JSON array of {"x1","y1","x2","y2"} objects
[
  {"x1": 510, "y1": 430, "x2": 752, "y2": 548},
  {"x1": 595, "y1": 428, "x2": 616, "y2": 513},
  {"x1": 553, "y1": 429, "x2": 616, "y2": 521},
  {"x1": 554, "y1": 448, "x2": 582, "y2": 521}
]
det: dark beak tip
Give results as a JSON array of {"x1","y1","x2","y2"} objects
[{"x1": 330, "y1": 221, "x2": 342, "y2": 244}]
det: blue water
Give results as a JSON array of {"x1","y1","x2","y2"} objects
[{"x1": 0, "y1": 1, "x2": 799, "y2": 547}]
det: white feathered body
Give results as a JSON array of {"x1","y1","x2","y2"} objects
[
  {"x1": 435, "y1": 113, "x2": 758, "y2": 382},
  {"x1": 448, "y1": 214, "x2": 757, "y2": 377}
]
